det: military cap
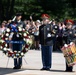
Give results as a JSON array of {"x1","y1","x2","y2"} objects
[
  {"x1": 66, "y1": 20, "x2": 74, "y2": 25},
  {"x1": 16, "y1": 13, "x2": 22, "y2": 16},
  {"x1": 41, "y1": 14, "x2": 50, "y2": 19}
]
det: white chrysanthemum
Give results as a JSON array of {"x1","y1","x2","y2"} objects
[
  {"x1": 6, "y1": 33, "x2": 9, "y2": 36},
  {"x1": 18, "y1": 27, "x2": 22, "y2": 31},
  {"x1": 13, "y1": 56, "x2": 17, "y2": 59},
  {"x1": 18, "y1": 51, "x2": 20, "y2": 53},
  {"x1": 23, "y1": 38, "x2": 26, "y2": 41},
  {"x1": 64, "y1": 44, "x2": 68, "y2": 47},
  {"x1": 6, "y1": 28, "x2": 10, "y2": 32},
  {"x1": 14, "y1": 51, "x2": 17, "y2": 53},
  {"x1": 70, "y1": 42, "x2": 73, "y2": 45},
  {"x1": 28, "y1": 36, "x2": 30, "y2": 38},
  {"x1": 23, "y1": 28, "x2": 25, "y2": 31},
  {"x1": 21, "y1": 52, "x2": 24, "y2": 56},
  {"x1": 5, "y1": 38, "x2": 8, "y2": 40},
  {"x1": 29, "y1": 40, "x2": 32, "y2": 44},
  {"x1": 3, "y1": 47, "x2": 7, "y2": 51},
  {"x1": 0, "y1": 46, "x2": 3, "y2": 49},
  {"x1": 0, "y1": 40, "x2": 5, "y2": 43},
  {"x1": 23, "y1": 33, "x2": 27, "y2": 36},
  {"x1": 26, "y1": 39, "x2": 29, "y2": 43},
  {"x1": 5, "y1": 44, "x2": 7, "y2": 47},
  {"x1": 1, "y1": 35, "x2": 4, "y2": 38}
]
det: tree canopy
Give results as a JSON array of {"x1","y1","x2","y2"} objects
[{"x1": 0, "y1": 0, "x2": 76, "y2": 22}]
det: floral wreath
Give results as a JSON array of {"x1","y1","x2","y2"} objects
[{"x1": 0, "y1": 23, "x2": 32, "y2": 58}]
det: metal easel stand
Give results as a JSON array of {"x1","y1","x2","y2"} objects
[
  {"x1": 22, "y1": 57, "x2": 28, "y2": 69},
  {"x1": 6, "y1": 57, "x2": 10, "y2": 68}
]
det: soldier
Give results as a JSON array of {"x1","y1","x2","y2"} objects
[
  {"x1": 39, "y1": 14, "x2": 54, "y2": 70},
  {"x1": 9, "y1": 13, "x2": 25, "y2": 69},
  {"x1": 62, "y1": 19, "x2": 76, "y2": 72}
]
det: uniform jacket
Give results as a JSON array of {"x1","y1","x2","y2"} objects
[
  {"x1": 62, "y1": 28, "x2": 76, "y2": 44},
  {"x1": 39, "y1": 24, "x2": 53, "y2": 46},
  {"x1": 8, "y1": 20, "x2": 25, "y2": 41}
]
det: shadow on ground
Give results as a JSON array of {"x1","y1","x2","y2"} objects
[{"x1": 0, "y1": 67, "x2": 25, "y2": 75}]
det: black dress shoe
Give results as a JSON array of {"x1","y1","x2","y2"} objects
[
  {"x1": 40, "y1": 68, "x2": 50, "y2": 71},
  {"x1": 13, "y1": 66, "x2": 18, "y2": 69},
  {"x1": 46, "y1": 68, "x2": 50, "y2": 71},
  {"x1": 40, "y1": 68, "x2": 47, "y2": 70},
  {"x1": 65, "y1": 70, "x2": 73, "y2": 72},
  {"x1": 17, "y1": 66, "x2": 21, "y2": 69}
]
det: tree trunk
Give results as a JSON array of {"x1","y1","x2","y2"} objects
[
  {"x1": 9, "y1": 0, "x2": 15, "y2": 20},
  {"x1": 0, "y1": 0, "x2": 2, "y2": 22},
  {"x1": 6, "y1": 0, "x2": 11, "y2": 20}
]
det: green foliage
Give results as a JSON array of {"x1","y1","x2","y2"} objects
[{"x1": 0, "y1": 0, "x2": 76, "y2": 21}]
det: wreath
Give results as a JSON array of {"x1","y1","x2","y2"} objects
[{"x1": 0, "y1": 23, "x2": 32, "y2": 58}]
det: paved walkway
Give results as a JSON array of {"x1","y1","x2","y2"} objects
[{"x1": 0, "y1": 50, "x2": 76, "y2": 75}]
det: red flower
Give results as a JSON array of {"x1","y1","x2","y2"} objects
[{"x1": 25, "y1": 44, "x2": 29, "y2": 48}]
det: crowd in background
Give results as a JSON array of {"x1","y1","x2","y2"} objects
[{"x1": 0, "y1": 17, "x2": 76, "y2": 51}]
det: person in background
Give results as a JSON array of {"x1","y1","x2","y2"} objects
[
  {"x1": 51, "y1": 20, "x2": 59, "y2": 51},
  {"x1": 39, "y1": 14, "x2": 53, "y2": 70},
  {"x1": 34, "y1": 20, "x2": 41, "y2": 50},
  {"x1": 0, "y1": 22, "x2": 6, "y2": 35}
]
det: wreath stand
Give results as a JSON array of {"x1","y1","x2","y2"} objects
[
  {"x1": 6, "y1": 56, "x2": 28, "y2": 68},
  {"x1": 6, "y1": 41, "x2": 28, "y2": 68}
]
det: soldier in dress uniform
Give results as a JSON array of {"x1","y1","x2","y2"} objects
[
  {"x1": 39, "y1": 14, "x2": 54, "y2": 70},
  {"x1": 9, "y1": 13, "x2": 25, "y2": 69},
  {"x1": 62, "y1": 19, "x2": 76, "y2": 72}
]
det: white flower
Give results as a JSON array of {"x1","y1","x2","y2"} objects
[
  {"x1": 23, "y1": 33, "x2": 27, "y2": 36},
  {"x1": 21, "y1": 52, "x2": 24, "y2": 56},
  {"x1": 23, "y1": 38, "x2": 26, "y2": 41},
  {"x1": 6, "y1": 33, "x2": 9, "y2": 36},
  {"x1": 1, "y1": 35, "x2": 4, "y2": 38},
  {"x1": 5, "y1": 38, "x2": 8, "y2": 40},
  {"x1": 28, "y1": 36, "x2": 31, "y2": 38},
  {"x1": 26, "y1": 39, "x2": 29, "y2": 43},
  {"x1": 0, "y1": 46, "x2": 3, "y2": 49},
  {"x1": 18, "y1": 27, "x2": 22, "y2": 31},
  {"x1": 5, "y1": 44, "x2": 7, "y2": 47},
  {"x1": 3, "y1": 47, "x2": 7, "y2": 51},
  {"x1": 14, "y1": 51, "x2": 17, "y2": 53},
  {"x1": 0, "y1": 40, "x2": 5, "y2": 43},
  {"x1": 6, "y1": 28, "x2": 10, "y2": 32},
  {"x1": 18, "y1": 51, "x2": 21, "y2": 53},
  {"x1": 64, "y1": 44, "x2": 68, "y2": 47},
  {"x1": 70, "y1": 42, "x2": 73, "y2": 45},
  {"x1": 13, "y1": 56, "x2": 17, "y2": 59},
  {"x1": 23, "y1": 28, "x2": 25, "y2": 31}
]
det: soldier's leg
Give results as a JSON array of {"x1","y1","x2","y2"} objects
[
  {"x1": 65, "y1": 62, "x2": 73, "y2": 72},
  {"x1": 13, "y1": 58, "x2": 18, "y2": 69}
]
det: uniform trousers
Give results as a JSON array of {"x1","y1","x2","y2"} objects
[
  {"x1": 41, "y1": 45, "x2": 53, "y2": 69},
  {"x1": 13, "y1": 43, "x2": 22, "y2": 67}
]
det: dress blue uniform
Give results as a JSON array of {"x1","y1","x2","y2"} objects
[{"x1": 8, "y1": 13, "x2": 25, "y2": 69}]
